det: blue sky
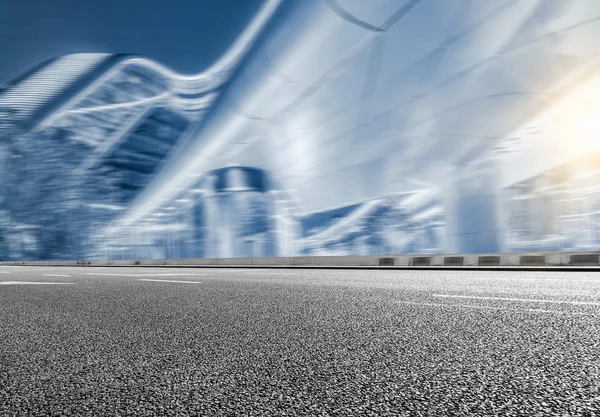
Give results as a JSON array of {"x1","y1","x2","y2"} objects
[{"x1": 0, "y1": 0, "x2": 266, "y2": 86}]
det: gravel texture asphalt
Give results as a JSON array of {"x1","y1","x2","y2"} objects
[{"x1": 0, "y1": 266, "x2": 599, "y2": 416}]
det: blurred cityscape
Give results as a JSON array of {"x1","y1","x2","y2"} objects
[{"x1": 2, "y1": 0, "x2": 600, "y2": 260}]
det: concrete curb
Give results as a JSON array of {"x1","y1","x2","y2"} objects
[{"x1": 2, "y1": 251, "x2": 600, "y2": 270}]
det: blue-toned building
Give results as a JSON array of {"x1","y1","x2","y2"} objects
[
  {"x1": 3, "y1": 0, "x2": 600, "y2": 260},
  {"x1": 101, "y1": 166, "x2": 300, "y2": 260}
]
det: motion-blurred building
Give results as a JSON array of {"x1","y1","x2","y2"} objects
[
  {"x1": 3, "y1": 0, "x2": 600, "y2": 260},
  {"x1": 102, "y1": 166, "x2": 300, "y2": 260}
]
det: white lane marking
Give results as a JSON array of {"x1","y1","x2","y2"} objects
[
  {"x1": 432, "y1": 294, "x2": 600, "y2": 306},
  {"x1": 464, "y1": 276, "x2": 600, "y2": 283},
  {"x1": 0, "y1": 271, "x2": 11, "y2": 274},
  {"x1": 238, "y1": 271, "x2": 300, "y2": 275},
  {"x1": 397, "y1": 301, "x2": 593, "y2": 316},
  {"x1": 83, "y1": 273, "x2": 208, "y2": 276},
  {"x1": 0, "y1": 281, "x2": 75, "y2": 285},
  {"x1": 1, "y1": 268, "x2": 78, "y2": 272},
  {"x1": 43, "y1": 274, "x2": 71, "y2": 277},
  {"x1": 171, "y1": 268, "x2": 255, "y2": 273},
  {"x1": 139, "y1": 279, "x2": 202, "y2": 284}
]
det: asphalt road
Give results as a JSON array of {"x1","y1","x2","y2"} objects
[{"x1": 0, "y1": 266, "x2": 599, "y2": 416}]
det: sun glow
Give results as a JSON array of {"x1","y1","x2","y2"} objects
[
  {"x1": 501, "y1": 74, "x2": 600, "y2": 186},
  {"x1": 556, "y1": 81, "x2": 600, "y2": 157}
]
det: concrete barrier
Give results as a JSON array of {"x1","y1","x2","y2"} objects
[
  {"x1": 4, "y1": 251, "x2": 600, "y2": 269},
  {"x1": 499, "y1": 254, "x2": 520, "y2": 266},
  {"x1": 520, "y1": 255, "x2": 545, "y2": 266},
  {"x1": 394, "y1": 256, "x2": 410, "y2": 266},
  {"x1": 164, "y1": 258, "x2": 213, "y2": 266},
  {"x1": 478, "y1": 256, "x2": 500, "y2": 266},
  {"x1": 444, "y1": 256, "x2": 464, "y2": 266},
  {"x1": 462, "y1": 255, "x2": 479, "y2": 266},
  {"x1": 570, "y1": 253, "x2": 600, "y2": 266},
  {"x1": 90, "y1": 260, "x2": 106, "y2": 266},
  {"x1": 140, "y1": 259, "x2": 167, "y2": 266},
  {"x1": 213, "y1": 257, "x2": 254, "y2": 266},
  {"x1": 430, "y1": 256, "x2": 445, "y2": 266},
  {"x1": 546, "y1": 253, "x2": 569, "y2": 266},
  {"x1": 411, "y1": 257, "x2": 431, "y2": 266},
  {"x1": 251, "y1": 257, "x2": 280, "y2": 266},
  {"x1": 378, "y1": 257, "x2": 395, "y2": 266},
  {"x1": 293, "y1": 257, "x2": 316, "y2": 266},
  {"x1": 106, "y1": 260, "x2": 139, "y2": 266},
  {"x1": 277, "y1": 257, "x2": 297, "y2": 266},
  {"x1": 318, "y1": 256, "x2": 380, "y2": 266}
]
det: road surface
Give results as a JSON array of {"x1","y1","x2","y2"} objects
[{"x1": 1, "y1": 266, "x2": 599, "y2": 415}]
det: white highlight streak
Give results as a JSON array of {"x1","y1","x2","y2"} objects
[
  {"x1": 83, "y1": 273, "x2": 208, "y2": 276},
  {"x1": 397, "y1": 301, "x2": 592, "y2": 316},
  {"x1": 0, "y1": 281, "x2": 75, "y2": 285},
  {"x1": 43, "y1": 274, "x2": 72, "y2": 277},
  {"x1": 139, "y1": 279, "x2": 202, "y2": 284},
  {"x1": 432, "y1": 294, "x2": 600, "y2": 306}
]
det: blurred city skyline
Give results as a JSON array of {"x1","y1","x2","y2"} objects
[{"x1": 2, "y1": 0, "x2": 600, "y2": 260}]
